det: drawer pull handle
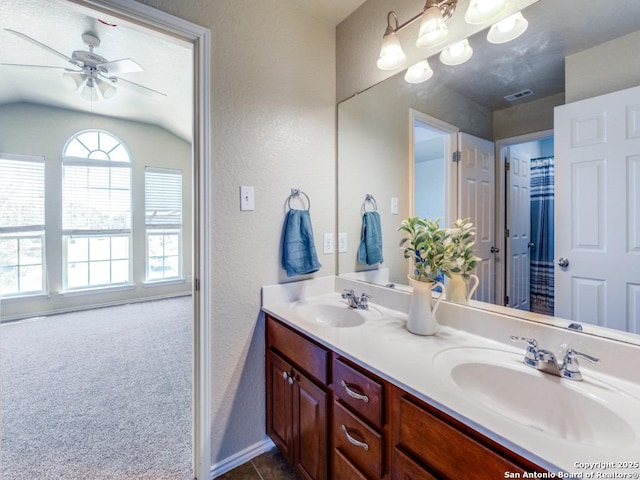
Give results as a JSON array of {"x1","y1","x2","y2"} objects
[
  {"x1": 341, "y1": 380, "x2": 369, "y2": 403},
  {"x1": 341, "y1": 424, "x2": 369, "y2": 451}
]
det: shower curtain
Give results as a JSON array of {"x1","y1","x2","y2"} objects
[{"x1": 530, "y1": 156, "x2": 554, "y2": 315}]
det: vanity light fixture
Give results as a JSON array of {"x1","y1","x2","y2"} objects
[
  {"x1": 377, "y1": 12, "x2": 408, "y2": 70},
  {"x1": 487, "y1": 11, "x2": 528, "y2": 43},
  {"x1": 416, "y1": 0, "x2": 455, "y2": 48},
  {"x1": 465, "y1": 0, "x2": 510, "y2": 25},
  {"x1": 404, "y1": 59, "x2": 434, "y2": 83},
  {"x1": 439, "y1": 38, "x2": 473, "y2": 65}
]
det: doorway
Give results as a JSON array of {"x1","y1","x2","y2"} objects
[
  {"x1": 498, "y1": 131, "x2": 555, "y2": 315},
  {"x1": 0, "y1": 0, "x2": 211, "y2": 478}
]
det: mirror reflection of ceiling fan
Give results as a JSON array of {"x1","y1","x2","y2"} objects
[{"x1": 1, "y1": 29, "x2": 166, "y2": 101}]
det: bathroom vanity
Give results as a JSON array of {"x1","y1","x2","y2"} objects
[{"x1": 262, "y1": 277, "x2": 640, "y2": 480}]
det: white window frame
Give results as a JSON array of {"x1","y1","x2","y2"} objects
[
  {"x1": 0, "y1": 153, "x2": 46, "y2": 297},
  {"x1": 61, "y1": 130, "x2": 133, "y2": 291},
  {"x1": 144, "y1": 167, "x2": 183, "y2": 283}
]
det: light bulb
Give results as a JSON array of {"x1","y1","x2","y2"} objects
[
  {"x1": 377, "y1": 31, "x2": 407, "y2": 70},
  {"x1": 439, "y1": 39, "x2": 473, "y2": 66},
  {"x1": 487, "y1": 12, "x2": 528, "y2": 44},
  {"x1": 404, "y1": 59, "x2": 434, "y2": 84},
  {"x1": 416, "y1": 6, "x2": 448, "y2": 48}
]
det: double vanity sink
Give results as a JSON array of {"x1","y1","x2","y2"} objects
[{"x1": 263, "y1": 279, "x2": 640, "y2": 475}]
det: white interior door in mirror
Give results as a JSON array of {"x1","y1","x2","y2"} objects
[
  {"x1": 458, "y1": 133, "x2": 496, "y2": 304},
  {"x1": 507, "y1": 146, "x2": 532, "y2": 311},
  {"x1": 555, "y1": 85, "x2": 640, "y2": 333}
]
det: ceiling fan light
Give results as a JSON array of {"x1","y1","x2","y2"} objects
[
  {"x1": 440, "y1": 39, "x2": 473, "y2": 65},
  {"x1": 97, "y1": 79, "x2": 117, "y2": 99},
  {"x1": 63, "y1": 72, "x2": 84, "y2": 90},
  {"x1": 416, "y1": 6, "x2": 449, "y2": 48},
  {"x1": 465, "y1": 0, "x2": 509, "y2": 25},
  {"x1": 404, "y1": 59, "x2": 434, "y2": 84},
  {"x1": 487, "y1": 12, "x2": 528, "y2": 43},
  {"x1": 377, "y1": 31, "x2": 407, "y2": 70},
  {"x1": 81, "y1": 78, "x2": 99, "y2": 101}
]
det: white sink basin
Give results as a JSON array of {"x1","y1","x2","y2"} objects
[
  {"x1": 433, "y1": 347, "x2": 640, "y2": 448},
  {"x1": 290, "y1": 298, "x2": 380, "y2": 328}
]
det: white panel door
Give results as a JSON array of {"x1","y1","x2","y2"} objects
[
  {"x1": 555, "y1": 85, "x2": 640, "y2": 333},
  {"x1": 458, "y1": 132, "x2": 496, "y2": 304},
  {"x1": 507, "y1": 147, "x2": 531, "y2": 311}
]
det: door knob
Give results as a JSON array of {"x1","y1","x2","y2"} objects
[
  {"x1": 528, "y1": 242, "x2": 535, "y2": 248},
  {"x1": 558, "y1": 257, "x2": 570, "y2": 268},
  {"x1": 490, "y1": 246, "x2": 500, "y2": 253}
]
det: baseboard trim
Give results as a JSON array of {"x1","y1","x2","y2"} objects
[{"x1": 210, "y1": 437, "x2": 276, "y2": 479}]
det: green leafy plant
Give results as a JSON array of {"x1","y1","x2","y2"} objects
[
  {"x1": 397, "y1": 217, "x2": 454, "y2": 283},
  {"x1": 446, "y1": 218, "x2": 481, "y2": 279}
]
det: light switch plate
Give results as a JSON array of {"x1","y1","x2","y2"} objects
[
  {"x1": 323, "y1": 233, "x2": 334, "y2": 254},
  {"x1": 240, "y1": 186, "x2": 254, "y2": 211},
  {"x1": 391, "y1": 196, "x2": 399, "y2": 215}
]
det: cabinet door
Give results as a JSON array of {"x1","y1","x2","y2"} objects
[
  {"x1": 293, "y1": 371, "x2": 328, "y2": 480},
  {"x1": 393, "y1": 448, "x2": 437, "y2": 480},
  {"x1": 266, "y1": 351, "x2": 293, "y2": 462}
]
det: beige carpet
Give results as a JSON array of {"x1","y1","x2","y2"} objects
[{"x1": 1, "y1": 296, "x2": 193, "y2": 479}]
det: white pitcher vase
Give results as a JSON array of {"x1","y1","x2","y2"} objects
[
  {"x1": 407, "y1": 276, "x2": 446, "y2": 336},
  {"x1": 446, "y1": 273, "x2": 479, "y2": 305}
]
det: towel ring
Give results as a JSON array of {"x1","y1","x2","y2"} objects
[
  {"x1": 361, "y1": 194, "x2": 377, "y2": 214},
  {"x1": 287, "y1": 188, "x2": 311, "y2": 211}
]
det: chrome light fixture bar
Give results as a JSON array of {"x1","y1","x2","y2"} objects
[{"x1": 377, "y1": 0, "x2": 458, "y2": 71}]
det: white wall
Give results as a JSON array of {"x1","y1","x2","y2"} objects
[
  {"x1": 133, "y1": 0, "x2": 336, "y2": 467},
  {"x1": 0, "y1": 102, "x2": 192, "y2": 319}
]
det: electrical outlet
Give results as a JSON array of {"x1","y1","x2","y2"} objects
[
  {"x1": 338, "y1": 233, "x2": 348, "y2": 253},
  {"x1": 240, "y1": 186, "x2": 254, "y2": 211},
  {"x1": 323, "y1": 233, "x2": 334, "y2": 254}
]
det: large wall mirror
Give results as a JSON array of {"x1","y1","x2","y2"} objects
[{"x1": 337, "y1": 0, "x2": 640, "y2": 344}]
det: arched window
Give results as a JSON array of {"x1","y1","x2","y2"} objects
[{"x1": 62, "y1": 130, "x2": 131, "y2": 289}]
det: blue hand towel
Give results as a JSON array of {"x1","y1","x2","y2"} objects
[
  {"x1": 282, "y1": 209, "x2": 322, "y2": 277},
  {"x1": 358, "y1": 211, "x2": 383, "y2": 265}
]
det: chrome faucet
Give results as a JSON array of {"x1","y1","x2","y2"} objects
[
  {"x1": 341, "y1": 289, "x2": 371, "y2": 310},
  {"x1": 510, "y1": 336, "x2": 600, "y2": 381}
]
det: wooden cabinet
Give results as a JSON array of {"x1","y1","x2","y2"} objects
[
  {"x1": 266, "y1": 316, "x2": 329, "y2": 480},
  {"x1": 390, "y1": 386, "x2": 547, "y2": 479},
  {"x1": 265, "y1": 314, "x2": 546, "y2": 480}
]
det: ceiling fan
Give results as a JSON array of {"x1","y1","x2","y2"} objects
[{"x1": 1, "y1": 29, "x2": 166, "y2": 101}]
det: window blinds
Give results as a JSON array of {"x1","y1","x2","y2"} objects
[
  {"x1": 0, "y1": 155, "x2": 45, "y2": 231},
  {"x1": 145, "y1": 167, "x2": 182, "y2": 227}
]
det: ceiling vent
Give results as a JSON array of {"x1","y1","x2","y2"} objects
[{"x1": 504, "y1": 89, "x2": 534, "y2": 102}]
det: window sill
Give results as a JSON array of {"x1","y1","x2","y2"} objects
[
  {"x1": 0, "y1": 292, "x2": 50, "y2": 302},
  {"x1": 143, "y1": 278, "x2": 187, "y2": 288},
  {"x1": 60, "y1": 283, "x2": 136, "y2": 297}
]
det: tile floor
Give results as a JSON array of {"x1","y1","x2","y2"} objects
[{"x1": 216, "y1": 448, "x2": 298, "y2": 480}]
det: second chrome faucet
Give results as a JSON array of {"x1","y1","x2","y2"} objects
[{"x1": 510, "y1": 336, "x2": 600, "y2": 381}]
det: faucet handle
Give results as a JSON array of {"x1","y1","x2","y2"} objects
[
  {"x1": 341, "y1": 289, "x2": 355, "y2": 298},
  {"x1": 562, "y1": 348, "x2": 600, "y2": 381},
  {"x1": 510, "y1": 336, "x2": 538, "y2": 367}
]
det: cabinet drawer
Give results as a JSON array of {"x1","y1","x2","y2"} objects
[
  {"x1": 333, "y1": 401, "x2": 384, "y2": 479},
  {"x1": 333, "y1": 449, "x2": 368, "y2": 480},
  {"x1": 333, "y1": 357, "x2": 383, "y2": 429},
  {"x1": 398, "y1": 396, "x2": 527, "y2": 479},
  {"x1": 266, "y1": 316, "x2": 329, "y2": 384},
  {"x1": 392, "y1": 448, "x2": 437, "y2": 480}
]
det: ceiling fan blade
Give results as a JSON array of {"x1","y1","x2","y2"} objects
[
  {"x1": 99, "y1": 58, "x2": 143, "y2": 74},
  {"x1": 115, "y1": 76, "x2": 166, "y2": 97},
  {"x1": 0, "y1": 62, "x2": 76, "y2": 71},
  {"x1": 4, "y1": 29, "x2": 72, "y2": 63}
]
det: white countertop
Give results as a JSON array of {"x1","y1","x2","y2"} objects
[{"x1": 262, "y1": 278, "x2": 640, "y2": 477}]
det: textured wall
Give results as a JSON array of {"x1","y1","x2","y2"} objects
[
  {"x1": 134, "y1": 0, "x2": 336, "y2": 467},
  {"x1": 566, "y1": 31, "x2": 640, "y2": 103}
]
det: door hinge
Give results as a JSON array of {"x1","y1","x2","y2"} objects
[
  {"x1": 504, "y1": 295, "x2": 510, "y2": 305},
  {"x1": 504, "y1": 228, "x2": 510, "y2": 238},
  {"x1": 504, "y1": 161, "x2": 510, "y2": 171},
  {"x1": 452, "y1": 151, "x2": 461, "y2": 163},
  {"x1": 194, "y1": 278, "x2": 200, "y2": 292}
]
